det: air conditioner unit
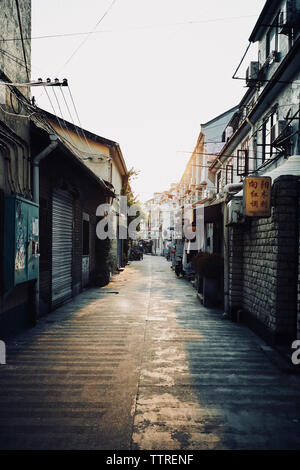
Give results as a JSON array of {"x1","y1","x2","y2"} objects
[
  {"x1": 227, "y1": 198, "x2": 245, "y2": 225},
  {"x1": 270, "y1": 120, "x2": 289, "y2": 144},
  {"x1": 246, "y1": 61, "x2": 259, "y2": 87}
]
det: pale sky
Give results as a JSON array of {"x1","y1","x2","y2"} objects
[{"x1": 31, "y1": 0, "x2": 266, "y2": 201}]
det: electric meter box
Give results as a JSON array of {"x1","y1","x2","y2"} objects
[{"x1": 3, "y1": 195, "x2": 39, "y2": 291}]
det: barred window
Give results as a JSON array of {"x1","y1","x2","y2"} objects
[
  {"x1": 237, "y1": 149, "x2": 249, "y2": 176},
  {"x1": 226, "y1": 164, "x2": 233, "y2": 184}
]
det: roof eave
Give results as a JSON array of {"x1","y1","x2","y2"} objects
[
  {"x1": 249, "y1": 0, "x2": 282, "y2": 43},
  {"x1": 31, "y1": 120, "x2": 115, "y2": 197}
]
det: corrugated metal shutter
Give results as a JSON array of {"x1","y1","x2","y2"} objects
[{"x1": 52, "y1": 189, "x2": 73, "y2": 308}]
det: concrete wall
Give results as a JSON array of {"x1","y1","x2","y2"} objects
[
  {"x1": 0, "y1": 0, "x2": 31, "y2": 87},
  {"x1": 257, "y1": 0, "x2": 300, "y2": 71},
  {"x1": 0, "y1": 0, "x2": 32, "y2": 337},
  {"x1": 0, "y1": 0, "x2": 31, "y2": 145},
  {"x1": 0, "y1": 0, "x2": 31, "y2": 195}
]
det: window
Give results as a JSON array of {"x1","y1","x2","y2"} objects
[
  {"x1": 266, "y1": 15, "x2": 279, "y2": 57},
  {"x1": 262, "y1": 110, "x2": 277, "y2": 162},
  {"x1": 226, "y1": 164, "x2": 233, "y2": 184},
  {"x1": 237, "y1": 138, "x2": 250, "y2": 176},
  {"x1": 237, "y1": 149, "x2": 249, "y2": 176}
]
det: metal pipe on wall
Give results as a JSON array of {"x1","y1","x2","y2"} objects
[
  {"x1": 33, "y1": 135, "x2": 58, "y2": 203},
  {"x1": 223, "y1": 183, "x2": 243, "y2": 317},
  {"x1": 32, "y1": 134, "x2": 58, "y2": 319}
]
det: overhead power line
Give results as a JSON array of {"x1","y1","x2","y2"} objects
[
  {"x1": 67, "y1": 85, "x2": 94, "y2": 154},
  {"x1": 58, "y1": 0, "x2": 118, "y2": 72},
  {"x1": 0, "y1": 14, "x2": 258, "y2": 43},
  {"x1": 38, "y1": 83, "x2": 104, "y2": 159}
]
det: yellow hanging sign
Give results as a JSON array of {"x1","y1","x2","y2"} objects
[{"x1": 243, "y1": 176, "x2": 271, "y2": 217}]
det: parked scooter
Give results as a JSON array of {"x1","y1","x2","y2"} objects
[{"x1": 129, "y1": 244, "x2": 143, "y2": 261}]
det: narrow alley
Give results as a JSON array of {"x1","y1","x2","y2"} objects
[{"x1": 0, "y1": 256, "x2": 300, "y2": 450}]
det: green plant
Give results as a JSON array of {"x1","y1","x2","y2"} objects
[{"x1": 192, "y1": 252, "x2": 224, "y2": 279}]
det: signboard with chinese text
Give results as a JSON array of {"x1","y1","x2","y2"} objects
[{"x1": 243, "y1": 176, "x2": 271, "y2": 217}]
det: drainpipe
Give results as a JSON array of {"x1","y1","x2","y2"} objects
[
  {"x1": 223, "y1": 201, "x2": 230, "y2": 317},
  {"x1": 223, "y1": 183, "x2": 243, "y2": 317},
  {"x1": 33, "y1": 135, "x2": 58, "y2": 203},
  {"x1": 32, "y1": 135, "x2": 58, "y2": 320}
]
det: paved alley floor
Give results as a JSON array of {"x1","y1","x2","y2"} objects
[{"x1": 1, "y1": 255, "x2": 300, "y2": 450}]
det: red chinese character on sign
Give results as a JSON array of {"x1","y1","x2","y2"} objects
[
  {"x1": 261, "y1": 180, "x2": 270, "y2": 189},
  {"x1": 251, "y1": 191, "x2": 259, "y2": 198},
  {"x1": 260, "y1": 200, "x2": 267, "y2": 208},
  {"x1": 249, "y1": 180, "x2": 258, "y2": 189},
  {"x1": 261, "y1": 190, "x2": 267, "y2": 198},
  {"x1": 250, "y1": 200, "x2": 258, "y2": 208}
]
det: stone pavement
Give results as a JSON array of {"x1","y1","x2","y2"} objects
[{"x1": 0, "y1": 255, "x2": 300, "y2": 450}]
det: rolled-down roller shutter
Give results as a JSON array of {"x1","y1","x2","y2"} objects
[{"x1": 52, "y1": 188, "x2": 73, "y2": 308}]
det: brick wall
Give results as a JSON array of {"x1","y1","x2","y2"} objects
[
  {"x1": 228, "y1": 225, "x2": 243, "y2": 313},
  {"x1": 229, "y1": 175, "x2": 299, "y2": 344},
  {"x1": 242, "y1": 213, "x2": 278, "y2": 334},
  {"x1": 273, "y1": 176, "x2": 299, "y2": 342}
]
